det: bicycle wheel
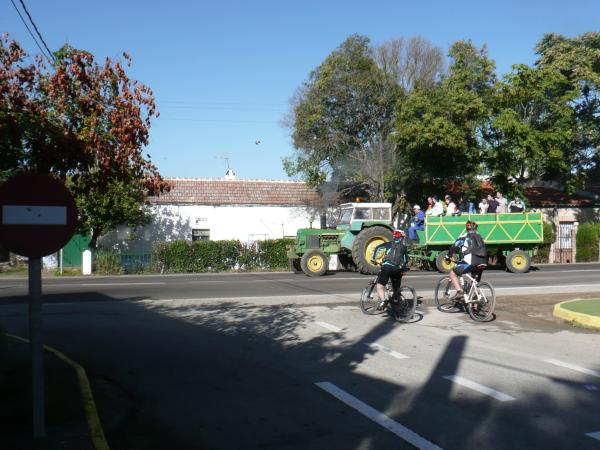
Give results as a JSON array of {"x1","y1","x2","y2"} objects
[
  {"x1": 360, "y1": 281, "x2": 380, "y2": 315},
  {"x1": 468, "y1": 281, "x2": 496, "y2": 322},
  {"x1": 390, "y1": 286, "x2": 417, "y2": 322},
  {"x1": 434, "y1": 277, "x2": 462, "y2": 312}
]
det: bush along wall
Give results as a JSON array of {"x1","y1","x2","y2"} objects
[
  {"x1": 153, "y1": 238, "x2": 294, "y2": 274},
  {"x1": 533, "y1": 222, "x2": 555, "y2": 264},
  {"x1": 576, "y1": 223, "x2": 600, "y2": 262}
]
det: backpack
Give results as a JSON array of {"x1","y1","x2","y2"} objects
[
  {"x1": 465, "y1": 233, "x2": 486, "y2": 258},
  {"x1": 384, "y1": 241, "x2": 406, "y2": 266}
]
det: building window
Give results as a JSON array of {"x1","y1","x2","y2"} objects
[{"x1": 192, "y1": 229, "x2": 210, "y2": 241}]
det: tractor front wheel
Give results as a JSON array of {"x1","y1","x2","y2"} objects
[{"x1": 300, "y1": 250, "x2": 329, "y2": 277}]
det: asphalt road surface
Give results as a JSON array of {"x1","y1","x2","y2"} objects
[{"x1": 1, "y1": 263, "x2": 600, "y2": 449}]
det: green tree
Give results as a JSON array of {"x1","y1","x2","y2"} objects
[
  {"x1": 0, "y1": 37, "x2": 170, "y2": 247},
  {"x1": 393, "y1": 40, "x2": 496, "y2": 201},
  {"x1": 284, "y1": 34, "x2": 401, "y2": 202},
  {"x1": 484, "y1": 65, "x2": 576, "y2": 195},
  {"x1": 534, "y1": 32, "x2": 600, "y2": 189}
]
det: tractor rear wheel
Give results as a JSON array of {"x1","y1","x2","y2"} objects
[
  {"x1": 352, "y1": 226, "x2": 393, "y2": 274},
  {"x1": 300, "y1": 249, "x2": 328, "y2": 277}
]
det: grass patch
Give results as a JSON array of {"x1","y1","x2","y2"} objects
[{"x1": 561, "y1": 299, "x2": 600, "y2": 316}]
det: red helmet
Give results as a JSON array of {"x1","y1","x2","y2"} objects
[
  {"x1": 392, "y1": 229, "x2": 405, "y2": 239},
  {"x1": 465, "y1": 221, "x2": 478, "y2": 231}
]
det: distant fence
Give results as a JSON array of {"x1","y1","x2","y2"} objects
[{"x1": 93, "y1": 250, "x2": 154, "y2": 275}]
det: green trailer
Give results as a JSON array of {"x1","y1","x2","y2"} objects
[
  {"x1": 287, "y1": 203, "x2": 544, "y2": 276},
  {"x1": 413, "y1": 212, "x2": 544, "y2": 273}
]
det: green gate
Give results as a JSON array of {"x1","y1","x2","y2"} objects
[{"x1": 61, "y1": 234, "x2": 91, "y2": 268}]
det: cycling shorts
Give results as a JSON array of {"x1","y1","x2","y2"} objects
[
  {"x1": 452, "y1": 261, "x2": 485, "y2": 278},
  {"x1": 376, "y1": 265, "x2": 404, "y2": 290}
]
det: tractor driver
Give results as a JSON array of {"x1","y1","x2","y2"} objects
[
  {"x1": 370, "y1": 229, "x2": 409, "y2": 304},
  {"x1": 445, "y1": 220, "x2": 487, "y2": 299}
]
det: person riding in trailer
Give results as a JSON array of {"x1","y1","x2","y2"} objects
[
  {"x1": 370, "y1": 229, "x2": 409, "y2": 305},
  {"x1": 445, "y1": 221, "x2": 487, "y2": 299}
]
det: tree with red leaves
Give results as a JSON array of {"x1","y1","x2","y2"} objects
[{"x1": 0, "y1": 35, "x2": 170, "y2": 247}]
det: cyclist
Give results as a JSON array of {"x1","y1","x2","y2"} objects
[
  {"x1": 370, "y1": 229, "x2": 409, "y2": 305},
  {"x1": 445, "y1": 220, "x2": 487, "y2": 299}
]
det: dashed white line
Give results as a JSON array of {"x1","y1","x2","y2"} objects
[
  {"x1": 368, "y1": 343, "x2": 409, "y2": 360},
  {"x1": 315, "y1": 382, "x2": 443, "y2": 450},
  {"x1": 544, "y1": 359, "x2": 600, "y2": 378},
  {"x1": 443, "y1": 375, "x2": 515, "y2": 402},
  {"x1": 315, "y1": 321, "x2": 342, "y2": 333},
  {"x1": 586, "y1": 431, "x2": 600, "y2": 441}
]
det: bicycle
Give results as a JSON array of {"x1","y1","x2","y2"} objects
[
  {"x1": 434, "y1": 261, "x2": 496, "y2": 322},
  {"x1": 360, "y1": 269, "x2": 417, "y2": 322}
]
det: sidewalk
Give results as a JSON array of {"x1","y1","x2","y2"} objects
[
  {"x1": 0, "y1": 333, "x2": 104, "y2": 449},
  {"x1": 553, "y1": 299, "x2": 600, "y2": 330}
]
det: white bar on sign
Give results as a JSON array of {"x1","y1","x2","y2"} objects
[{"x1": 2, "y1": 205, "x2": 67, "y2": 225}]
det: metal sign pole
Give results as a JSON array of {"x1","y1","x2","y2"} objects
[{"x1": 28, "y1": 257, "x2": 45, "y2": 438}]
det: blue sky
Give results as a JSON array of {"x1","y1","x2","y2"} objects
[{"x1": 3, "y1": 0, "x2": 599, "y2": 180}]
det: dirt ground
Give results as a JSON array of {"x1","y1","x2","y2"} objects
[{"x1": 491, "y1": 291, "x2": 600, "y2": 332}]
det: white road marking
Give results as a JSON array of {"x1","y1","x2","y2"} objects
[
  {"x1": 584, "y1": 384, "x2": 598, "y2": 391},
  {"x1": 367, "y1": 343, "x2": 409, "y2": 360},
  {"x1": 586, "y1": 431, "x2": 600, "y2": 440},
  {"x1": 496, "y1": 283, "x2": 600, "y2": 291},
  {"x1": 315, "y1": 382, "x2": 443, "y2": 450},
  {"x1": 544, "y1": 359, "x2": 600, "y2": 378},
  {"x1": 78, "y1": 282, "x2": 166, "y2": 286},
  {"x1": 315, "y1": 321, "x2": 342, "y2": 333},
  {"x1": 443, "y1": 375, "x2": 515, "y2": 402}
]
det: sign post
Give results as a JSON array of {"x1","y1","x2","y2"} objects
[{"x1": 0, "y1": 173, "x2": 77, "y2": 439}]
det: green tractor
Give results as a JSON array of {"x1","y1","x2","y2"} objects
[{"x1": 287, "y1": 202, "x2": 394, "y2": 276}]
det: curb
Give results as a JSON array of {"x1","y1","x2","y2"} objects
[
  {"x1": 553, "y1": 300, "x2": 600, "y2": 330},
  {"x1": 6, "y1": 334, "x2": 110, "y2": 450}
]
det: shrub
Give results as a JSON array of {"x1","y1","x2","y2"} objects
[
  {"x1": 257, "y1": 238, "x2": 294, "y2": 270},
  {"x1": 533, "y1": 222, "x2": 555, "y2": 263},
  {"x1": 576, "y1": 223, "x2": 599, "y2": 262},
  {"x1": 151, "y1": 238, "x2": 293, "y2": 273},
  {"x1": 94, "y1": 251, "x2": 123, "y2": 275}
]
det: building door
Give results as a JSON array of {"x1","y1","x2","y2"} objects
[{"x1": 554, "y1": 222, "x2": 574, "y2": 263}]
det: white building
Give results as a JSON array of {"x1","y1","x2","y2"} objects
[{"x1": 98, "y1": 174, "x2": 321, "y2": 251}]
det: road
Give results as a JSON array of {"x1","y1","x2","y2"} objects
[{"x1": 1, "y1": 264, "x2": 600, "y2": 449}]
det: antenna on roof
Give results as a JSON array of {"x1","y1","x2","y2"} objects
[{"x1": 217, "y1": 154, "x2": 236, "y2": 180}]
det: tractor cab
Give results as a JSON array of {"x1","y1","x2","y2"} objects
[{"x1": 337, "y1": 202, "x2": 393, "y2": 231}]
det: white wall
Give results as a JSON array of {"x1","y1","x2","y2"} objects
[{"x1": 98, "y1": 204, "x2": 315, "y2": 251}]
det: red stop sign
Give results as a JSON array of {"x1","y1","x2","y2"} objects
[{"x1": 0, "y1": 173, "x2": 78, "y2": 258}]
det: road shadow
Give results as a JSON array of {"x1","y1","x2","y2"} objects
[{"x1": 1, "y1": 291, "x2": 599, "y2": 449}]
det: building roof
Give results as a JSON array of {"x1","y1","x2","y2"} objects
[
  {"x1": 150, "y1": 178, "x2": 320, "y2": 206},
  {"x1": 523, "y1": 186, "x2": 597, "y2": 207}
]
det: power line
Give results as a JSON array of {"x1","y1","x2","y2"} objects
[
  {"x1": 17, "y1": 0, "x2": 55, "y2": 62},
  {"x1": 9, "y1": 0, "x2": 52, "y2": 62}
]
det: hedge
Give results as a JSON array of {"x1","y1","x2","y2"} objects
[
  {"x1": 533, "y1": 222, "x2": 555, "y2": 263},
  {"x1": 576, "y1": 223, "x2": 600, "y2": 262},
  {"x1": 153, "y1": 238, "x2": 294, "y2": 273}
]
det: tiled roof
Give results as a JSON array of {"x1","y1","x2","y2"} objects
[
  {"x1": 150, "y1": 178, "x2": 320, "y2": 206},
  {"x1": 523, "y1": 186, "x2": 597, "y2": 207}
]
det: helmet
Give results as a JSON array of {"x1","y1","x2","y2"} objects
[
  {"x1": 465, "y1": 220, "x2": 478, "y2": 231},
  {"x1": 392, "y1": 229, "x2": 405, "y2": 239},
  {"x1": 413, "y1": 204, "x2": 421, "y2": 210}
]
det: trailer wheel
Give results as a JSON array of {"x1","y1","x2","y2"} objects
[
  {"x1": 300, "y1": 249, "x2": 328, "y2": 277},
  {"x1": 352, "y1": 226, "x2": 392, "y2": 274},
  {"x1": 435, "y1": 251, "x2": 455, "y2": 273},
  {"x1": 289, "y1": 258, "x2": 302, "y2": 274},
  {"x1": 506, "y1": 249, "x2": 530, "y2": 273}
]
